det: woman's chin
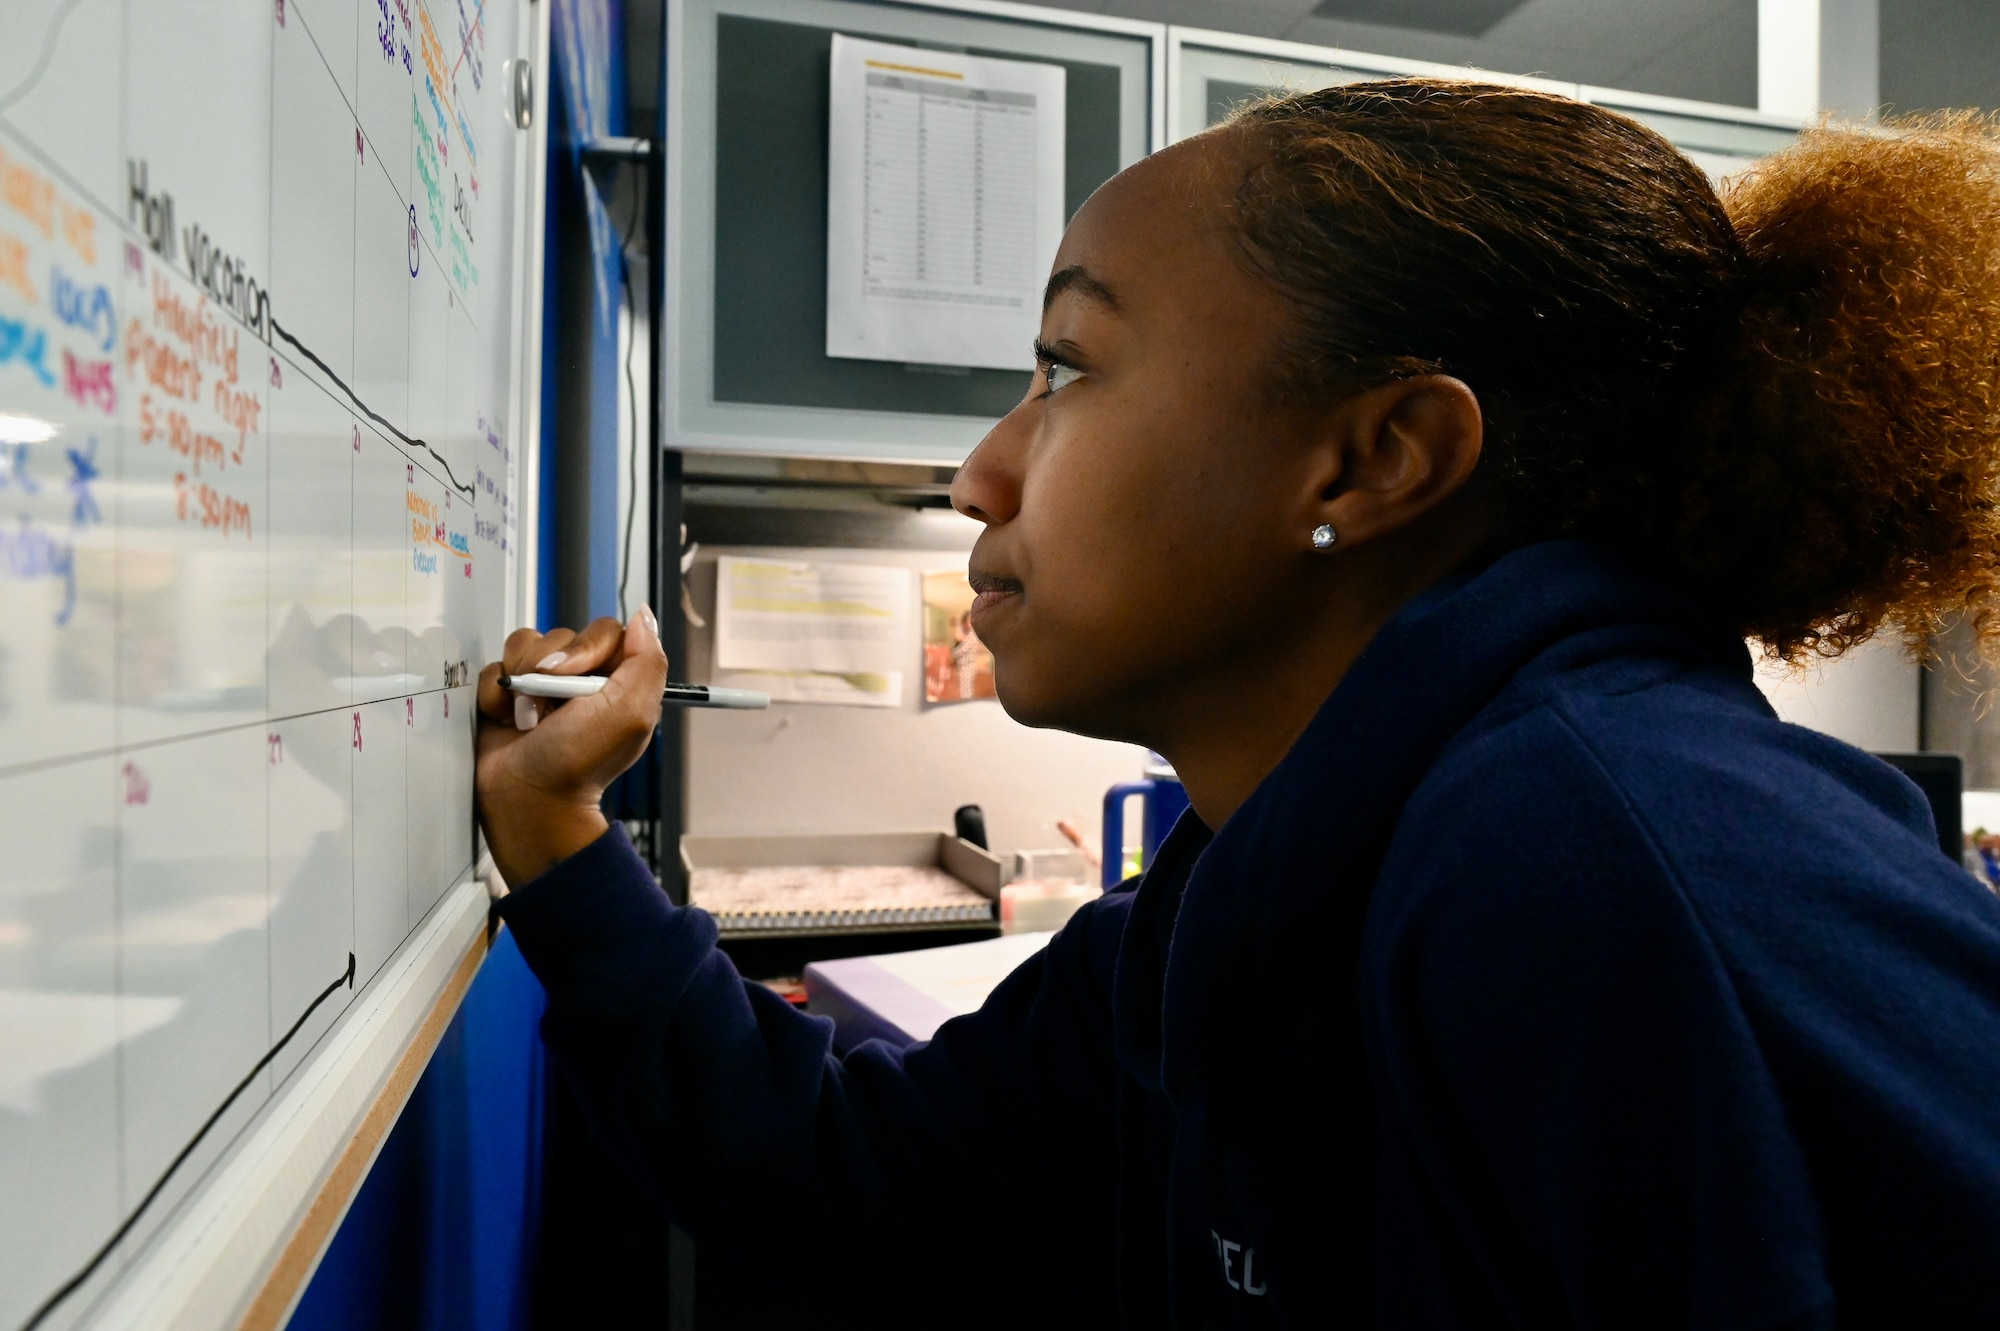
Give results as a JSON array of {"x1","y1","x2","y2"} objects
[
  {"x1": 992, "y1": 665, "x2": 1122, "y2": 742},
  {"x1": 991, "y1": 663, "x2": 1068, "y2": 733}
]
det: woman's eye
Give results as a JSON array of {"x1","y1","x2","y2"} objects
[{"x1": 1043, "y1": 362, "x2": 1084, "y2": 395}]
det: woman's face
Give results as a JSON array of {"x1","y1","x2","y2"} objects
[{"x1": 951, "y1": 134, "x2": 1336, "y2": 742}]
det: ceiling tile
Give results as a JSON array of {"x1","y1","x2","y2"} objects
[
  {"x1": 1099, "y1": 0, "x2": 1306, "y2": 36},
  {"x1": 1597, "y1": 0, "x2": 1757, "y2": 104},
  {"x1": 1310, "y1": 0, "x2": 1532, "y2": 38},
  {"x1": 1036, "y1": 0, "x2": 1765, "y2": 107}
]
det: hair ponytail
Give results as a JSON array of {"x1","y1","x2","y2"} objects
[
  {"x1": 1226, "y1": 88, "x2": 2000, "y2": 661},
  {"x1": 1705, "y1": 118, "x2": 2000, "y2": 659}
]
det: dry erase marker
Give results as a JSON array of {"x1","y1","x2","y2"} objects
[{"x1": 500, "y1": 673, "x2": 770, "y2": 709}]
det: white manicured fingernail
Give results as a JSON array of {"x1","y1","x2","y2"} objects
[
  {"x1": 640, "y1": 604, "x2": 657, "y2": 635},
  {"x1": 535, "y1": 651, "x2": 568, "y2": 670},
  {"x1": 514, "y1": 695, "x2": 538, "y2": 731}
]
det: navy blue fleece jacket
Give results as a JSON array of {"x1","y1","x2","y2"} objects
[{"x1": 496, "y1": 540, "x2": 2000, "y2": 1328}]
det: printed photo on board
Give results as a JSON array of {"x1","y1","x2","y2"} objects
[{"x1": 923, "y1": 569, "x2": 995, "y2": 704}]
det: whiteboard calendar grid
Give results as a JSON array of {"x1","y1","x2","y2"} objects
[{"x1": 0, "y1": 1, "x2": 535, "y2": 1325}]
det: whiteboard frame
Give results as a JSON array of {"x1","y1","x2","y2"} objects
[
  {"x1": 511, "y1": 11, "x2": 557, "y2": 635},
  {"x1": 661, "y1": 0, "x2": 1168, "y2": 466}
]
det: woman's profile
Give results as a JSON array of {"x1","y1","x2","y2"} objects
[{"x1": 475, "y1": 83, "x2": 2000, "y2": 1326}]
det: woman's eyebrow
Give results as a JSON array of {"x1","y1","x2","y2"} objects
[{"x1": 1043, "y1": 265, "x2": 1121, "y2": 313}]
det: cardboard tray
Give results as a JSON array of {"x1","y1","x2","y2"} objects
[{"x1": 680, "y1": 830, "x2": 1004, "y2": 937}]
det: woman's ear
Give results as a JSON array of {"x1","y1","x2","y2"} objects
[{"x1": 1304, "y1": 375, "x2": 1483, "y2": 547}]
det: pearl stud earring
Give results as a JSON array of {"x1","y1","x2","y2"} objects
[{"x1": 1310, "y1": 523, "x2": 1338, "y2": 551}]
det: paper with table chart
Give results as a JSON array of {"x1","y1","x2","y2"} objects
[
  {"x1": 824, "y1": 34, "x2": 1065, "y2": 372},
  {"x1": 0, "y1": 0, "x2": 533, "y2": 1325}
]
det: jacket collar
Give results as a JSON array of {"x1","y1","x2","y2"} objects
[{"x1": 1111, "y1": 540, "x2": 1755, "y2": 1098}]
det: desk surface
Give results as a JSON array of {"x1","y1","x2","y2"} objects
[{"x1": 803, "y1": 931, "x2": 1055, "y2": 1048}]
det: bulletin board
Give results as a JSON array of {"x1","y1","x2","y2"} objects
[
  {"x1": 0, "y1": 0, "x2": 546, "y2": 1326},
  {"x1": 663, "y1": 0, "x2": 1165, "y2": 465}
]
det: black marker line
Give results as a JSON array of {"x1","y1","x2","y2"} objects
[
  {"x1": 0, "y1": 0, "x2": 90, "y2": 116},
  {"x1": 269, "y1": 315, "x2": 477, "y2": 498},
  {"x1": 20, "y1": 952, "x2": 358, "y2": 1331}
]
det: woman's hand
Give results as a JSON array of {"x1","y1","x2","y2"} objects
[{"x1": 475, "y1": 607, "x2": 667, "y2": 887}]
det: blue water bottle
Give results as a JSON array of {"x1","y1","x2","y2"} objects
[{"x1": 1101, "y1": 753, "x2": 1190, "y2": 888}]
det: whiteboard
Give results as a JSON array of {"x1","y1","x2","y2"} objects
[{"x1": 0, "y1": 0, "x2": 544, "y2": 1326}]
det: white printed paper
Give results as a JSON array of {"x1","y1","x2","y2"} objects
[
  {"x1": 824, "y1": 34, "x2": 1066, "y2": 371},
  {"x1": 714, "y1": 557, "x2": 913, "y2": 673},
  {"x1": 713, "y1": 667, "x2": 905, "y2": 710}
]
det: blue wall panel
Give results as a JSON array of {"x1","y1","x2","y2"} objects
[{"x1": 290, "y1": 929, "x2": 546, "y2": 1331}]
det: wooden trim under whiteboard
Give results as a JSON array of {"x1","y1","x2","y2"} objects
[{"x1": 236, "y1": 917, "x2": 492, "y2": 1331}]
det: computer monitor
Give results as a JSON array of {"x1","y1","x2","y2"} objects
[{"x1": 1875, "y1": 752, "x2": 1966, "y2": 858}]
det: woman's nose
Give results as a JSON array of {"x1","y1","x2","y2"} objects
[{"x1": 950, "y1": 405, "x2": 1029, "y2": 527}]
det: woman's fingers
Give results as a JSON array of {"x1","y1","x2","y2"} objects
[
  {"x1": 503, "y1": 625, "x2": 575, "y2": 675},
  {"x1": 476, "y1": 659, "x2": 511, "y2": 720},
  {"x1": 599, "y1": 606, "x2": 668, "y2": 741},
  {"x1": 530, "y1": 607, "x2": 666, "y2": 777},
  {"x1": 499, "y1": 626, "x2": 551, "y2": 676},
  {"x1": 478, "y1": 613, "x2": 668, "y2": 734},
  {"x1": 473, "y1": 611, "x2": 670, "y2": 883},
  {"x1": 496, "y1": 618, "x2": 625, "y2": 681},
  {"x1": 480, "y1": 658, "x2": 549, "y2": 730},
  {"x1": 493, "y1": 628, "x2": 566, "y2": 730},
  {"x1": 557, "y1": 617, "x2": 627, "y2": 675}
]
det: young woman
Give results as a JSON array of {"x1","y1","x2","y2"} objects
[{"x1": 475, "y1": 83, "x2": 2000, "y2": 1326}]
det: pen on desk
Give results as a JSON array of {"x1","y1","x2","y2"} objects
[{"x1": 500, "y1": 673, "x2": 771, "y2": 709}]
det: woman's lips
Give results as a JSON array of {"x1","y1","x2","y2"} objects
[
  {"x1": 969, "y1": 588, "x2": 1019, "y2": 622},
  {"x1": 967, "y1": 574, "x2": 1023, "y2": 631}
]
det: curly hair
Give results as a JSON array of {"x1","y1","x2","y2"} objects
[{"x1": 1224, "y1": 83, "x2": 2000, "y2": 661}]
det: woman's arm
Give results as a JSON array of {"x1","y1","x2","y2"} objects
[
  {"x1": 497, "y1": 827, "x2": 1126, "y2": 1321},
  {"x1": 474, "y1": 613, "x2": 1125, "y2": 1323}
]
